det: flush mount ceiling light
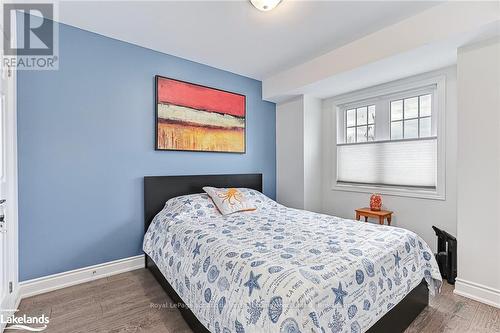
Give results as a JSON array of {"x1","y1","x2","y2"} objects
[{"x1": 250, "y1": 0, "x2": 282, "y2": 12}]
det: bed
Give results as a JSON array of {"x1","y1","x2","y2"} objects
[{"x1": 143, "y1": 174, "x2": 441, "y2": 333}]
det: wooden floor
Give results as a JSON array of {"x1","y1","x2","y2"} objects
[{"x1": 14, "y1": 269, "x2": 500, "y2": 333}]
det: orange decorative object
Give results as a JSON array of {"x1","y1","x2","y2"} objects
[{"x1": 370, "y1": 193, "x2": 382, "y2": 211}]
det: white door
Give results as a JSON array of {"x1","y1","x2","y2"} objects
[
  {"x1": 0, "y1": 60, "x2": 8, "y2": 309},
  {"x1": 0, "y1": 9, "x2": 18, "y2": 326}
]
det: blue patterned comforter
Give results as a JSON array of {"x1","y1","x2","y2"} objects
[{"x1": 143, "y1": 190, "x2": 441, "y2": 333}]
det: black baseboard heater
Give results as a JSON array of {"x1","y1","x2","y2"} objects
[{"x1": 432, "y1": 226, "x2": 457, "y2": 284}]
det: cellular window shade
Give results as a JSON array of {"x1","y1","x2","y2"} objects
[{"x1": 337, "y1": 138, "x2": 437, "y2": 188}]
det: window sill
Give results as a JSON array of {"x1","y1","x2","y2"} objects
[{"x1": 332, "y1": 182, "x2": 445, "y2": 200}]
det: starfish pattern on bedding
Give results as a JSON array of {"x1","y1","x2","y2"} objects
[
  {"x1": 192, "y1": 243, "x2": 201, "y2": 258},
  {"x1": 244, "y1": 271, "x2": 262, "y2": 296},
  {"x1": 332, "y1": 282, "x2": 348, "y2": 307},
  {"x1": 394, "y1": 251, "x2": 401, "y2": 268}
]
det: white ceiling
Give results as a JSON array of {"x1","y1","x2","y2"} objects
[{"x1": 57, "y1": 0, "x2": 438, "y2": 79}]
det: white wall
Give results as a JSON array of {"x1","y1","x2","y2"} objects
[
  {"x1": 276, "y1": 97, "x2": 304, "y2": 209},
  {"x1": 276, "y1": 96, "x2": 322, "y2": 211},
  {"x1": 321, "y1": 67, "x2": 458, "y2": 253},
  {"x1": 455, "y1": 38, "x2": 500, "y2": 308},
  {"x1": 303, "y1": 96, "x2": 322, "y2": 212}
]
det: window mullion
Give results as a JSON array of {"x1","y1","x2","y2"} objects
[
  {"x1": 365, "y1": 108, "x2": 368, "y2": 141},
  {"x1": 344, "y1": 109, "x2": 347, "y2": 143},
  {"x1": 418, "y1": 95, "x2": 421, "y2": 138},
  {"x1": 354, "y1": 108, "x2": 357, "y2": 142},
  {"x1": 376, "y1": 100, "x2": 389, "y2": 141}
]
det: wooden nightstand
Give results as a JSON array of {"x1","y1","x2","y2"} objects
[{"x1": 355, "y1": 208, "x2": 393, "y2": 226}]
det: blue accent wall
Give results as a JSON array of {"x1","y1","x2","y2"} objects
[{"x1": 17, "y1": 22, "x2": 276, "y2": 281}]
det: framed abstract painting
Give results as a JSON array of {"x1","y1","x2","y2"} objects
[{"x1": 155, "y1": 76, "x2": 246, "y2": 153}]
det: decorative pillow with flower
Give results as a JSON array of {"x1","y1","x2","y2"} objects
[{"x1": 203, "y1": 187, "x2": 257, "y2": 215}]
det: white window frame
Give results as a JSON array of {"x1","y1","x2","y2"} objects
[{"x1": 331, "y1": 75, "x2": 446, "y2": 200}]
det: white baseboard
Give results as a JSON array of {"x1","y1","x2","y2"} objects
[
  {"x1": 19, "y1": 255, "x2": 145, "y2": 299},
  {"x1": 454, "y1": 278, "x2": 500, "y2": 308}
]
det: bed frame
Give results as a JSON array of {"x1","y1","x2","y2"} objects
[{"x1": 144, "y1": 174, "x2": 429, "y2": 333}]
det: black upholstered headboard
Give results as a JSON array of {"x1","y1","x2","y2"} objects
[{"x1": 144, "y1": 174, "x2": 263, "y2": 233}]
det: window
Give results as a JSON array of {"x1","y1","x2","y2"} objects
[
  {"x1": 345, "y1": 105, "x2": 375, "y2": 143},
  {"x1": 390, "y1": 94, "x2": 432, "y2": 140},
  {"x1": 334, "y1": 75, "x2": 445, "y2": 199}
]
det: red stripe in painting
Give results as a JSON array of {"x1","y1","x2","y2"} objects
[{"x1": 157, "y1": 77, "x2": 245, "y2": 117}]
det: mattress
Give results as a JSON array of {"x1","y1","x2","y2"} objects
[{"x1": 143, "y1": 190, "x2": 441, "y2": 333}]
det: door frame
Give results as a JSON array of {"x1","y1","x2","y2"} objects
[{"x1": 0, "y1": 14, "x2": 19, "y2": 331}]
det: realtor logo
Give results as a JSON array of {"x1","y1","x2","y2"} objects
[
  {"x1": 4, "y1": 3, "x2": 53, "y2": 55},
  {"x1": 2, "y1": 2, "x2": 58, "y2": 70}
]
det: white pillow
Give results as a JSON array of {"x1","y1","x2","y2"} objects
[
  {"x1": 163, "y1": 193, "x2": 221, "y2": 219},
  {"x1": 203, "y1": 187, "x2": 257, "y2": 215}
]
